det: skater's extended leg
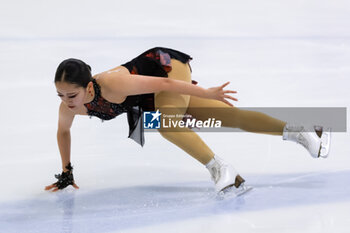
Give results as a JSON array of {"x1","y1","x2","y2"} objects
[
  {"x1": 186, "y1": 96, "x2": 330, "y2": 158},
  {"x1": 187, "y1": 96, "x2": 287, "y2": 135}
]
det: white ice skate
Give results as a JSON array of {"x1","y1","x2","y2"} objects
[
  {"x1": 283, "y1": 124, "x2": 331, "y2": 158},
  {"x1": 206, "y1": 155, "x2": 252, "y2": 196}
]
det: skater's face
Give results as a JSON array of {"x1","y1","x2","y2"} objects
[{"x1": 55, "y1": 81, "x2": 92, "y2": 111}]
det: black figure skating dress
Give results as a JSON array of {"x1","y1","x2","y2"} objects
[{"x1": 84, "y1": 47, "x2": 194, "y2": 146}]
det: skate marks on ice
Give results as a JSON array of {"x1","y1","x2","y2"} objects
[{"x1": 0, "y1": 170, "x2": 350, "y2": 233}]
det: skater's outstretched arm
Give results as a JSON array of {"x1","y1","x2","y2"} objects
[
  {"x1": 56, "y1": 102, "x2": 75, "y2": 172},
  {"x1": 105, "y1": 73, "x2": 238, "y2": 107},
  {"x1": 45, "y1": 102, "x2": 79, "y2": 192}
]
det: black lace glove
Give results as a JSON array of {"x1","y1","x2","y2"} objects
[{"x1": 54, "y1": 163, "x2": 75, "y2": 189}]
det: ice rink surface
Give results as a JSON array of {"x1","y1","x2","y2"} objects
[{"x1": 0, "y1": 0, "x2": 349, "y2": 232}]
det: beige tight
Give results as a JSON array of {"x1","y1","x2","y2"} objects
[{"x1": 155, "y1": 59, "x2": 287, "y2": 165}]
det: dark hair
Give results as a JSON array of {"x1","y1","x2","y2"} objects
[{"x1": 55, "y1": 58, "x2": 92, "y2": 87}]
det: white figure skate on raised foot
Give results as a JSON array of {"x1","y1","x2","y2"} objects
[
  {"x1": 283, "y1": 124, "x2": 331, "y2": 158},
  {"x1": 206, "y1": 155, "x2": 252, "y2": 196}
]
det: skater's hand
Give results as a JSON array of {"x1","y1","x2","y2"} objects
[
  {"x1": 206, "y1": 82, "x2": 238, "y2": 107},
  {"x1": 44, "y1": 163, "x2": 79, "y2": 192},
  {"x1": 45, "y1": 181, "x2": 79, "y2": 192}
]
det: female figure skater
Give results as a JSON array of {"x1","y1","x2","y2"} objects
[{"x1": 45, "y1": 47, "x2": 331, "y2": 194}]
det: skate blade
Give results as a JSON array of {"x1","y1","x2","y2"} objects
[
  {"x1": 219, "y1": 184, "x2": 253, "y2": 198},
  {"x1": 319, "y1": 127, "x2": 331, "y2": 158}
]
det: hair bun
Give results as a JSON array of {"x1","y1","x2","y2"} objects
[{"x1": 55, "y1": 58, "x2": 92, "y2": 87}]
